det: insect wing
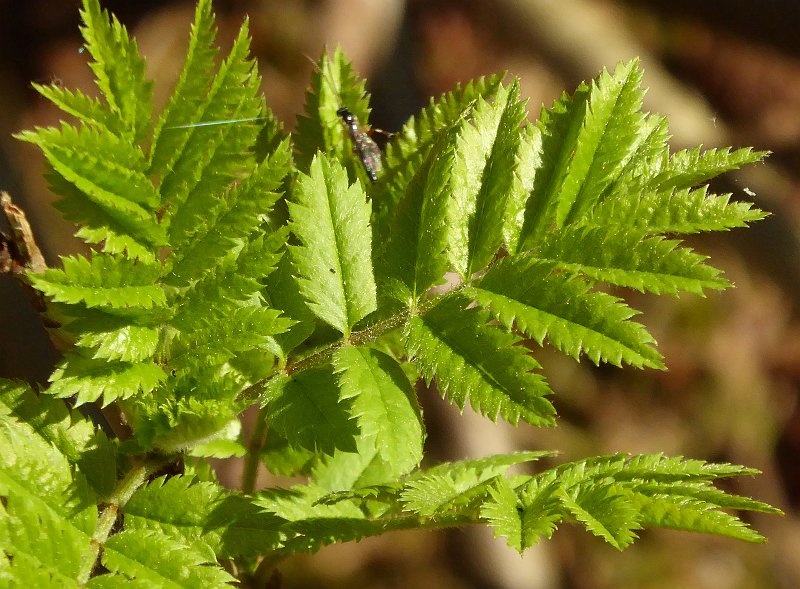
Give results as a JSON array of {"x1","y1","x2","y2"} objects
[{"x1": 353, "y1": 133, "x2": 383, "y2": 182}]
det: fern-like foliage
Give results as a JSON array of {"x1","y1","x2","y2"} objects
[{"x1": 1, "y1": 0, "x2": 779, "y2": 585}]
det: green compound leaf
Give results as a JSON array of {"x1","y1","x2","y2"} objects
[
  {"x1": 123, "y1": 475, "x2": 283, "y2": 559},
  {"x1": 18, "y1": 124, "x2": 159, "y2": 210},
  {"x1": 375, "y1": 74, "x2": 504, "y2": 239},
  {"x1": 7, "y1": 0, "x2": 780, "y2": 570},
  {"x1": 28, "y1": 254, "x2": 165, "y2": 310},
  {"x1": 0, "y1": 384, "x2": 98, "y2": 584},
  {"x1": 266, "y1": 366, "x2": 359, "y2": 456},
  {"x1": 516, "y1": 83, "x2": 589, "y2": 250},
  {"x1": 538, "y1": 226, "x2": 730, "y2": 295},
  {"x1": 468, "y1": 255, "x2": 664, "y2": 368},
  {"x1": 255, "y1": 484, "x2": 390, "y2": 555},
  {"x1": 79, "y1": 0, "x2": 153, "y2": 142},
  {"x1": 332, "y1": 345, "x2": 424, "y2": 479},
  {"x1": 631, "y1": 488, "x2": 775, "y2": 543},
  {"x1": 96, "y1": 529, "x2": 234, "y2": 587},
  {"x1": 32, "y1": 83, "x2": 123, "y2": 134},
  {"x1": 76, "y1": 322, "x2": 160, "y2": 363},
  {"x1": 651, "y1": 146, "x2": 768, "y2": 191},
  {"x1": 148, "y1": 0, "x2": 218, "y2": 175},
  {"x1": 558, "y1": 482, "x2": 642, "y2": 550},
  {"x1": 288, "y1": 154, "x2": 377, "y2": 336},
  {"x1": 379, "y1": 114, "x2": 468, "y2": 304},
  {"x1": 17, "y1": 125, "x2": 165, "y2": 252},
  {"x1": 261, "y1": 253, "x2": 317, "y2": 359},
  {"x1": 506, "y1": 454, "x2": 780, "y2": 551},
  {"x1": 385, "y1": 74, "x2": 504, "y2": 171},
  {"x1": 309, "y1": 437, "x2": 393, "y2": 493},
  {"x1": 501, "y1": 122, "x2": 541, "y2": 254},
  {"x1": 168, "y1": 227, "x2": 287, "y2": 327},
  {"x1": 482, "y1": 476, "x2": 560, "y2": 551},
  {"x1": 557, "y1": 60, "x2": 647, "y2": 226},
  {"x1": 0, "y1": 380, "x2": 117, "y2": 498},
  {"x1": 126, "y1": 391, "x2": 242, "y2": 454},
  {"x1": 404, "y1": 295, "x2": 555, "y2": 426},
  {"x1": 48, "y1": 354, "x2": 166, "y2": 406},
  {"x1": 155, "y1": 18, "x2": 264, "y2": 249},
  {"x1": 168, "y1": 141, "x2": 291, "y2": 285},
  {"x1": 591, "y1": 184, "x2": 768, "y2": 235},
  {"x1": 401, "y1": 451, "x2": 552, "y2": 518},
  {"x1": 61, "y1": 304, "x2": 163, "y2": 364},
  {"x1": 168, "y1": 302, "x2": 291, "y2": 372},
  {"x1": 43, "y1": 167, "x2": 158, "y2": 261},
  {"x1": 624, "y1": 113, "x2": 671, "y2": 176},
  {"x1": 261, "y1": 430, "x2": 317, "y2": 477},
  {"x1": 448, "y1": 80, "x2": 528, "y2": 278},
  {"x1": 516, "y1": 60, "x2": 646, "y2": 251}
]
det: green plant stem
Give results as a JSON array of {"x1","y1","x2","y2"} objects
[
  {"x1": 235, "y1": 289, "x2": 458, "y2": 406},
  {"x1": 77, "y1": 456, "x2": 171, "y2": 584},
  {"x1": 286, "y1": 309, "x2": 411, "y2": 375},
  {"x1": 242, "y1": 406, "x2": 269, "y2": 494},
  {"x1": 250, "y1": 513, "x2": 475, "y2": 583},
  {"x1": 235, "y1": 307, "x2": 410, "y2": 404}
]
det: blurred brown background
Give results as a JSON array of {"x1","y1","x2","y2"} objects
[{"x1": 2, "y1": 1, "x2": 800, "y2": 587}]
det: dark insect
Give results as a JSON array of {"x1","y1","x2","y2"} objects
[
  {"x1": 309, "y1": 52, "x2": 385, "y2": 183},
  {"x1": 336, "y1": 107, "x2": 383, "y2": 182}
]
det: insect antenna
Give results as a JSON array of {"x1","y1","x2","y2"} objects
[{"x1": 164, "y1": 116, "x2": 270, "y2": 130}]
